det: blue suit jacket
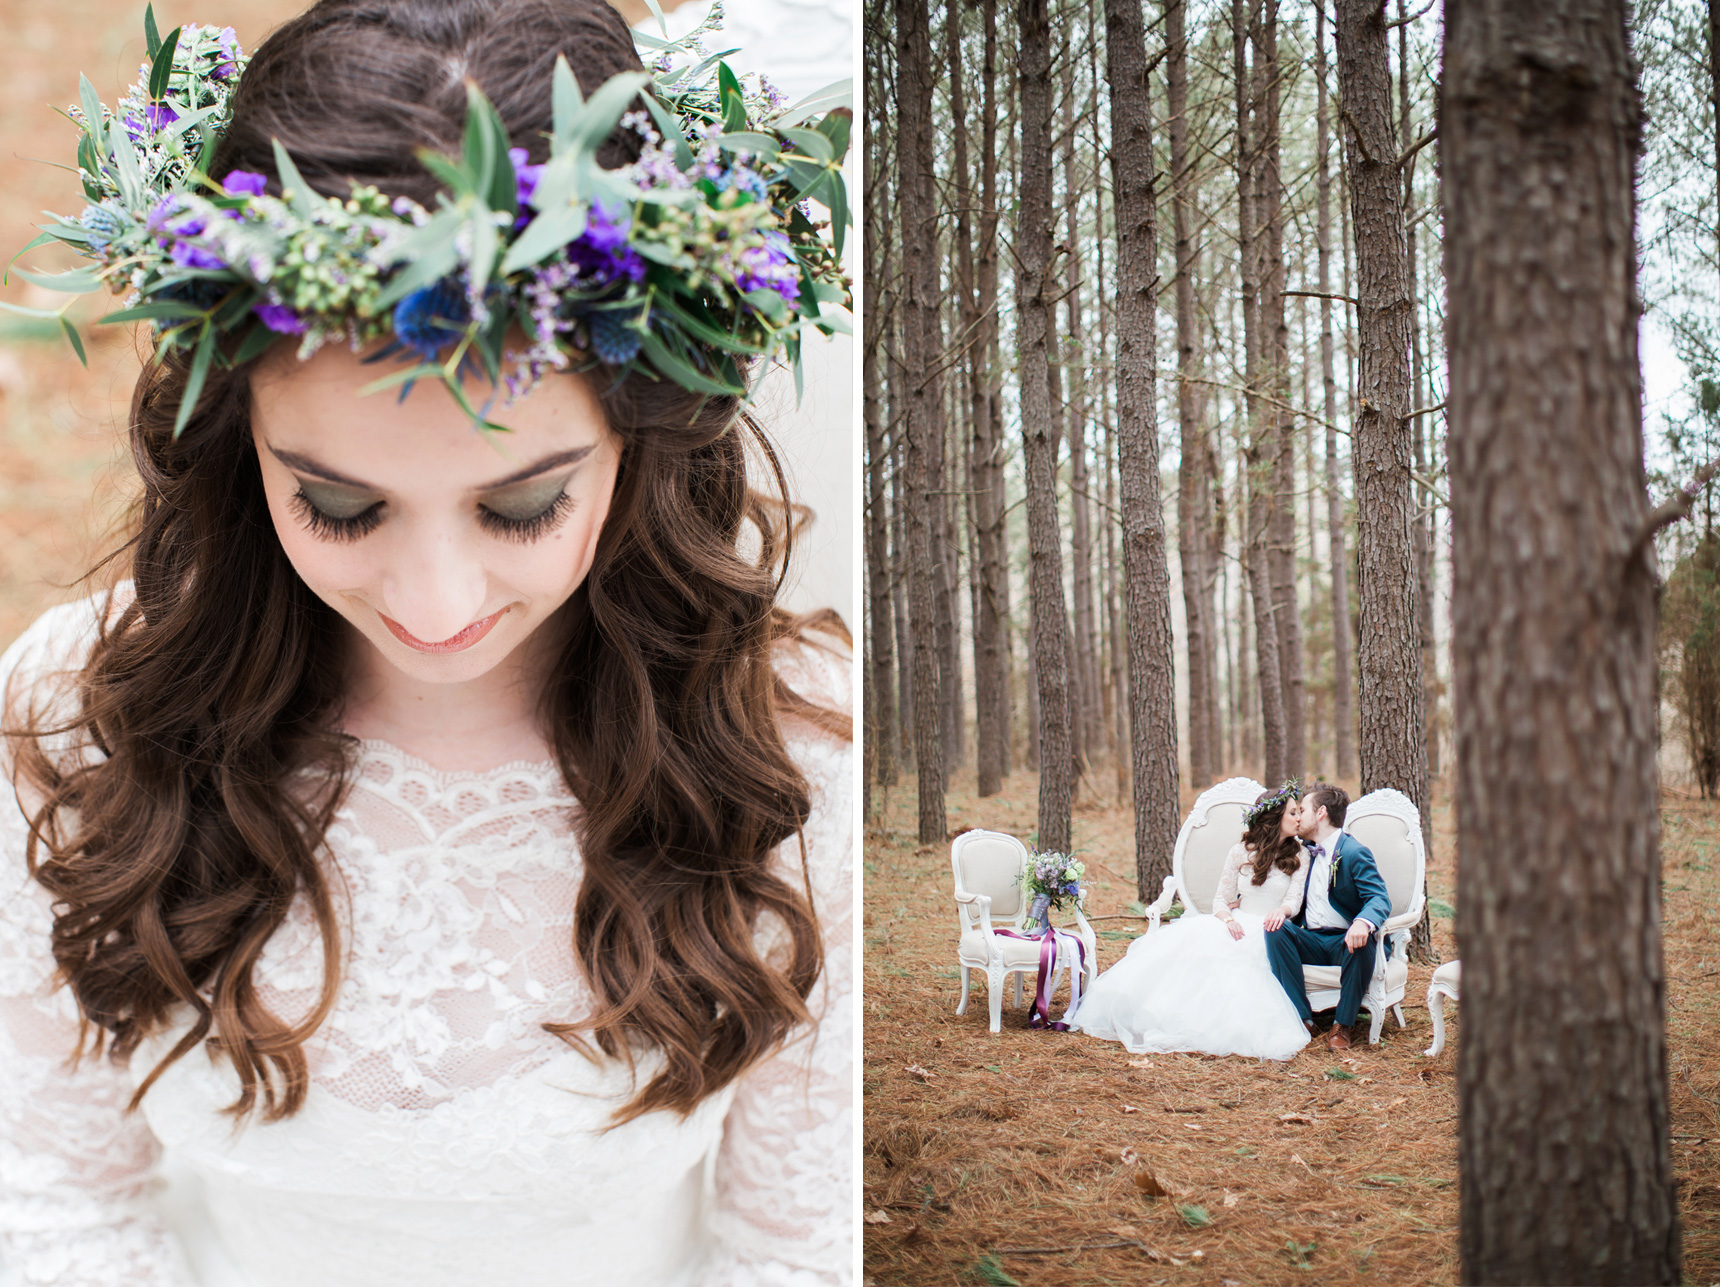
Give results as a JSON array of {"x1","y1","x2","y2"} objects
[{"x1": 1293, "y1": 832, "x2": 1392, "y2": 934}]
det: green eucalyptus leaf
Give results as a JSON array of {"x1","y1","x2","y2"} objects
[
  {"x1": 829, "y1": 170, "x2": 848, "y2": 258},
  {"x1": 145, "y1": 4, "x2": 162, "y2": 57},
  {"x1": 373, "y1": 229, "x2": 462, "y2": 310},
  {"x1": 498, "y1": 202, "x2": 588, "y2": 276},
  {"x1": 148, "y1": 26, "x2": 182, "y2": 103},
  {"x1": 779, "y1": 127, "x2": 834, "y2": 164},
  {"x1": 110, "y1": 125, "x2": 146, "y2": 207},
  {"x1": 98, "y1": 300, "x2": 210, "y2": 324},
  {"x1": 60, "y1": 315, "x2": 88, "y2": 367},
  {"x1": 14, "y1": 266, "x2": 103, "y2": 294},
  {"x1": 641, "y1": 94, "x2": 695, "y2": 171},
  {"x1": 563, "y1": 72, "x2": 652, "y2": 157},
  {"x1": 78, "y1": 76, "x2": 106, "y2": 154},
  {"x1": 76, "y1": 134, "x2": 100, "y2": 181},
  {"x1": 641, "y1": 0, "x2": 669, "y2": 36},
  {"x1": 551, "y1": 55, "x2": 584, "y2": 154},
  {"x1": 271, "y1": 139, "x2": 316, "y2": 218},
  {"x1": 742, "y1": 287, "x2": 789, "y2": 324},
  {"x1": 652, "y1": 293, "x2": 766, "y2": 354},
  {"x1": 173, "y1": 323, "x2": 215, "y2": 439},
  {"x1": 774, "y1": 78, "x2": 854, "y2": 127},
  {"x1": 463, "y1": 84, "x2": 516, "y2": 217},
  {"x1": 814, "y1": 107, "x2": 852, "y2": 164},
  {"x1": 358, "y1": 362, "x2": 446, "y2": 397},
  {"x1": 437, "y1": 373, "x2": 512, "y2": 433},
  {"x1": 716, "y1": 131, "x2": 781, "y2": 159},
  {"x1": 467, "y1": 205, "x2": 499, "y2": 295},
  {"x1": 641, "y1": 331, "x2": 744, "y2": 396},
  {"x1": 416, "y1": 150, "x2": 472, "y2": 198},
  {"x1": 6, "y1": 232, "x2": 58, "y2": 283},
  {"x1": 717, "y1": 62, "x2": 748, "y2": 134},
  {"x1": 0, "y1": 300, "x2": 65, "y2": 321}
]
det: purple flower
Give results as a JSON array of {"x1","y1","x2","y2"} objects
[
  {"x1": 736, "y1": 232, "x2": 800, "y2": 305},
  {"x1": 145, "y1": 101, "x2": 179, "y2": 131},
  {"x1": 253, "y1": 303, "x2": 305, "y2": 334},
  {"x1": 146, "y1": 196, "x2": 183, "y2": 234},
  {"x1": 508, "y1": 148, "x2": 544, "y2": 211},
  {"x1": 223, "y1": 170, "x2": 268, "y2": 197},
  {"x1": 565, "y1": 200, "x2": 645, "y2": 286},
  {"x1": 170, "y1": 242, "x2": 225, "y2": 271},
  {"x1": 212, "y1": 26, "x2": 241, "y2": 79}
]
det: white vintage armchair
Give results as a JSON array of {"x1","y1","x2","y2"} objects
[
  {"x1": 1306, "y1": 788, "x2": 1426, "y2": 1044},
  {"x1": 951, "y1": 829, "x2": 1097, "y2": 1033},
  {"x1": 1143, "y1": 779, "x2": 1427, "y2": 1046}
]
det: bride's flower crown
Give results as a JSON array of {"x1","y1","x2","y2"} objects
[
  {"x1": 1243, "y1": 779, "x2": 1301, "y2": 829},
  {"x1": 8, "y1": 6, "x2": 852, "y2": 434}
]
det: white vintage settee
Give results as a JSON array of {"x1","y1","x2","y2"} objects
[{"x1": 1143, "y1": 778, "x2": 1426, "y2": 1044}]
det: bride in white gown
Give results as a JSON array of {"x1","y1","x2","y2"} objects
[{"x1": 1068, "y1": 785, "x2": 1312, "y2": 1061}]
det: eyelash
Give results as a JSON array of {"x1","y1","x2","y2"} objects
[{"x1": 289, "y1": 488, "x2": 575, "y2": 545}]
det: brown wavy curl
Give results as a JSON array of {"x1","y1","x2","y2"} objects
[
  {"x1": 1241, "y1": 789, "x2": 1306, "y2": 887},
  {"x1": 9, "y1": 0, "x2": 849, "y2": 1127}
]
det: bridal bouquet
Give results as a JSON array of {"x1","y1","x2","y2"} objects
[{"x1": 1021, "y1": 850, "x2": 1085, "y2": 935}]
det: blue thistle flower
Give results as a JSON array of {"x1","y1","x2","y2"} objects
[
  {"x1": 392, "y1": 277, "x2": 470, "y2": 361},
  {"x1": 79, "y1": 205, "x2": 123, "y2": 249},
  {"x1": 587, "y1": 309, "x2": 643, "y2": 366}
]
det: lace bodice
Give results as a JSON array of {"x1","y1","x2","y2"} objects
[
  {"x1": 0, "y1": 596, "x2": 853, "y2": 1287},
  {"x1": 1214, "y1": 842, "x2": 1306, "y2": 918}
]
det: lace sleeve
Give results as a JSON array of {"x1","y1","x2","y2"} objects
[
  {"x1": 1213, "y1": 844, "x2": 1247, "y2": 916},
  {"x1": 1281, "y1": 852, "x2": 1309, "y2": 918},
  {"x1": 0, "y1": 596, "x2": 195, "y2": 1287},
  {"x1": 705, "y1": 642, "x2": 853, "y2": 1286}
]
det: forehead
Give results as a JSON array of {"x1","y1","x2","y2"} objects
[{"x1": 250, "y1": 341, "x2": 612, "y2": 483}]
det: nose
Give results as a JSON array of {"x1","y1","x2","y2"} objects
[{"x1": 379, "y1": 524, "x2": 490, "y2": 644}]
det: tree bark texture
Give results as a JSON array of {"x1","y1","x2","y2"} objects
[
  {"x1": 1317, "y1": 0, "x2": 1355, "y2": 780},
  {"x1": 1107, "y1": 0, "x2": 1180, "y2": 898},
  {"x1": 969, "y1": 0, "x2": 1009, "y2": 795},
  {"x1": 1169, "y1": 0, "x2": 1216, "y2": 791},
  {"x1": 1257, "y1": 0, "x2": 1306, "y2": 785},
  {"x1": 1334, "y1": 0, "x2": 1426, "y2": 836},
  {"x1": 895, "y1": 0, "x2": 946, "y2": 843},
  {"x1": 1017, "y1": 0, "x2": 1073, "y2": 853},
  {"x1": 863, "y1": 72, "x2": 897, "y2": 794},
  {"x1": 1444, "y1": 1, "x2": 1680, "y2": 1280}
]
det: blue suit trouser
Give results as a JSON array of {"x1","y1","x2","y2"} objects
[{"x1": 1265, "y1": 921, "x2": 1378, "y2": 1027}]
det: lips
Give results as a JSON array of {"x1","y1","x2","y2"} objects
[{"x1": 379, "y1": 608, "x2": 507, "y2": 654}]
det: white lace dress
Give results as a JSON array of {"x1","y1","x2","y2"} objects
[
  {"x1": 0, "y1": 596, "x2": 853, "y2": 1287},
  {"x1": 1066, "y1": 844, "x2": 1309, "y2": 1061}
]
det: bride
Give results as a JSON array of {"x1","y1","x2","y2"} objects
[
  {"x1": 0, "y1": 3, "x2": 852, "y2": 1284},
  {"x1": 1067, "y1": 783, "x2": 1313, "y2": 1061}
]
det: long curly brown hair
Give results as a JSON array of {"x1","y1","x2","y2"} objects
[
  {"x1": 9, "y1": 0, "x2": 848, "y2": 1126},
  {"x1": 1241, "y1": 790, "x2": 1306, "y2": 886}
]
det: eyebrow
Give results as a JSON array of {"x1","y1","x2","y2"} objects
[{"x1": 268, "y1": 445, "x2": 597, "y2": 492}]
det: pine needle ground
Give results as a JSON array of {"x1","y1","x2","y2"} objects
[{"x1": 863, "y1": 772, "x2": 1720, "y2": 1286}]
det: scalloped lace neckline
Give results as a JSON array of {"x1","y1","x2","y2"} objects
[{"x1": 351, "y1": 737, "x2": 564, "y2": 787}]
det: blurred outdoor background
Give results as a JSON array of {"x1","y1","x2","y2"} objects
[{"x1": 0, "y1": 0, "x2": 855, "y2": 647}]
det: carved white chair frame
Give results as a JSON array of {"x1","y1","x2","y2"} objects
[
  {"x1": 1424, "y1": 960, "x2": 1461, "y2": 1056},
  {"x1": 951, "y1": 829, "x2": 1097, "y2": 1033},
  {"x1": 1144, "y1": 779, "x2": 1427, "y2": 1046}
]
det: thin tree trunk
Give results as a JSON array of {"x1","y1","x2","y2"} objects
[
  {"x1": 890, "y1": 418, "x2": 914, "y2": 763},
  {"x1": 896, "y1": 0, "x2": 947, "y2": 842},
  {"x1": 1018, "y1": 0, "x2": 1073, "y2": 853},
  {"x1": 1169, "y1": 0, "x2": 1214, "y2": 791},
  {"x1": 1317, "y1": 0, "x2": 1355, "y2": 780},
  {"x1": 1445, "y1": 1, "x2": 1680, "y2": 1279},
  {"x1": 1234, "y1": 0, "x2": 1285, "y2": 786},
  {"x1": 1107, "y1": 0, "x2": 1179, "y2": 897},
  {"x1": 864, "y1": 61, "x2": 897, "y2": 796},
  {"x1": 1257, "y1": 0, "x2": 1305, "y2": 784},
  {"x1": 1334, "y1": 0, "x2": 1427, "y2": 870}
]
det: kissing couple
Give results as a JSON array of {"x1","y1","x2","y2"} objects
[{"x1": 1065, "y1": 782, "x2": 1392, "y2": 1061}]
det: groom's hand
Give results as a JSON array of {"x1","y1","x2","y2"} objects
[{"x1": 1343, "y1": 920, "x2": 1370, "y2": 953}]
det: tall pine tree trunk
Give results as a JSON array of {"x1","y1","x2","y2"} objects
[
  {"x1": 1169, "y1": 0, "x2": 1215, "y2": 791},
  {"x1": 863, "y1": 123, "x2": 897, "y2": 793},
  {"x1": 1017, "y1": 0, "x2": 1073, "y2": 852},
  {"x1": 1257, "y1": 0, "x2": 1305, "y2": 784},
  {"x1": 1334, "y1": 0, "x2": 1427, "y2": 865},
  {"x1": 1317, "y1": 0, "x2": 1355, "y2": 780},
  {"x1": 896, "y1": 0, "x2": 947, "y2": 843},
  {"x1": 1107, "y1": 0, "x2": 1180, "y2": 896},
  {"x1": 1444, "y1": 1, "x2": 1680, "y2": 1279}
]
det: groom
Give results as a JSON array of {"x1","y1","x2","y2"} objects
[{"x1": 1264, "y1": 783, "x2": 1392, "y2": 1052}]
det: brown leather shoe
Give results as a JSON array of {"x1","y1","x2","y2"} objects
[
  {"x1": 1326, "y1": 1025, "x2": 1353, "y2": 1052},
  {"x1": 1304, "y1": 1020, "x2": 1319, "y2": 1042}
]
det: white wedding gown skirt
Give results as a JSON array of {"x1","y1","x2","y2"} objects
[{"x1": 1066, "y1": 911, "x2": 1309, "y2": 1060}]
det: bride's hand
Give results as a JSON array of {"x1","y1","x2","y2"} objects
[
  {"x1": 1262, "y1": 910, "x2": 1285, "y2": 932},
  {"x1": 1222, "y1": 918, "x2": 1245, "y2": 941}
]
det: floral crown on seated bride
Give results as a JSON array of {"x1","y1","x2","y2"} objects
[
  {"x1": 1243, "y1": 779, "x2": 1302, "y2": 830},
  {"x1": 7, "y1": 5, "x2": 852, "y2": 434}
]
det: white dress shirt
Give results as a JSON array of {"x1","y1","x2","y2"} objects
[{"x1": 1303, "y1": 833, "x2": 1375, "y2": 933}]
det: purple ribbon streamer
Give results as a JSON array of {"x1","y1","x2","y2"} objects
[{"x1": 996, "y1": 926, "x2": 1087, "y2": 1030}]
